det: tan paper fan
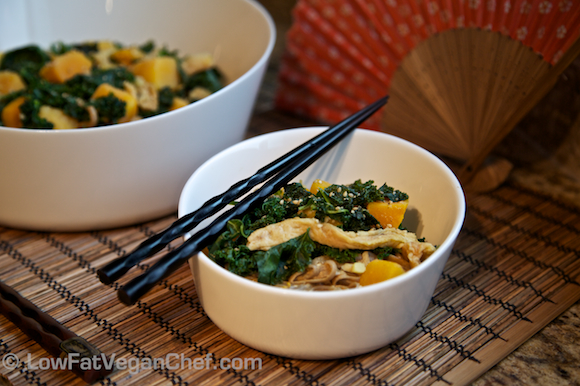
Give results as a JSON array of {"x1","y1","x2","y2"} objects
[{"x1": 276, "y1": 0, "x2": 580, "y2": 189}]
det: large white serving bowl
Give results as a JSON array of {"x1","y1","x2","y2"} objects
[
  {"x1": 0, "y1": 0, "x2": 275, "y2": 231},
  {"x1": 178, "y1": 127, "x2": 466, "y2": 360}
]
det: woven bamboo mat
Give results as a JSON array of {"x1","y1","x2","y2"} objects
[{"x1": 1, "y1": 116, "x2": 580, "y2": 386}]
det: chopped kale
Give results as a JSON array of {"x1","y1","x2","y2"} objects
[
  {"x1": 254, "y1": 231, "x2": 315, "y2": 285},
  {"x1": 297, "y1": 180, "x2": 383, "y2": 231},
  {"x1": 313, "y1": 244, "x2": 400, "y2": 264},
  {"x1": 0, "y1": 45, "x2": 50, "y2": 74},
  {"x1": 62, "y1": 67, "x2": 135, "y2": 101},
  {"x1": 92, "y1": 93, "x2": 126, "y2": 124},
  {"x1": 182, "y1": 68, "x2": 224, "y2": 96},
  {"x1": 247, "y1": 196, "x2": 289, "y2": 231},
  {"x1": 139, "y1": 40, "x2": 155, "y2": 54},
  {"x1": 139, "y1": 86, "x2": 175, "y2": 118},
  {"x1": 19, "y1": 99, "x2": 53, "y2": 129},
  {"x1": 208, "y1": 219, "x2": 316, "y2": 285},
  {"x1": 379, "y1": 183, "x2": 409, "y2": 202},
  {"x1": 158, "y1": 87, "x2": 175, "y2": 110},
  {"x1": 374, "y1": 247, "x2": 401, "y2": 260},
  {"x1": 313, "y1": 244, "x2": 360, "y2": 264},
  {"x1": 210, "y1": 244, "x2": 256, "y2": 278},
  {"x1": 25, "y1": 80, "x2": 90, "y2": 121},
  {"x1": 158, "y1": 45, "x2": 179, "y2": 58},
  {"x1": 208, "y1": 219, "x2": 252, "y2": 254},
  {"x1": 50, "y1": 41, "x2": 99, "y2": 56},
  {"x1": 239, "y1": 180, "x2": 409, "y2": 233},
  {"x1": 90, "y1": 67, "x2": 135, "y2": 90}
]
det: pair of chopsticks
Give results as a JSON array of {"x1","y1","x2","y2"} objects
[{"x1": 98, "y1": 96, "x2": 389, "y2": 305}]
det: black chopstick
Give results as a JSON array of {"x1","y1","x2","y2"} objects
[
  {"x1": 97, "y1": 95, "x2": 388, "y2": 285},
  {"x1": 116, "y1": 96, "x2": 388, "y2": 305}
]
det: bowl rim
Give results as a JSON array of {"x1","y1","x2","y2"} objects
[
  {"x1": 0, "y1": 0, "x2": 276, "y2": 134},
  {"x1": 179, "y1": 127, "x2": 467, "y2": 299}
]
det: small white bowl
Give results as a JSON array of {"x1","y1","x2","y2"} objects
[
  {"x1": 179, "y1": 127, "x2": 466, "y2": 360},
  {"x1": 0, "y1": 0, "x2": 275, "y2": 231}
]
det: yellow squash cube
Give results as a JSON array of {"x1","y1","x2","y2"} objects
[
  {"x1": 359, "y1": 260, "x2": 405, "y2": 286},
  {"x1": 367, "y1": 199, "x2": 409, "y2": 228},
  {"x1": 310, "y1": 179, "x2": 332, "y2": 194},
  {"x1": 1, "y1": 96, "x2": 26, "y2": 128},
  {"x1": 40, "y1": 50, "x2": 92, "y2": 84},
  {"x1": 131, "y1": 57, "x2": 179, "y2": 90},
  {"x1": 110, "y1": 47, "x2": 144, "y2": 66},
  {"x1": 38, "y1": 105, "x2": 79, "y2": 129},
  {"x1": 0, "y1": 70, "x2": 26, "y2": 96},
  {"x1": 170, "y1": 96, "x2": 189, "y2": 111}
]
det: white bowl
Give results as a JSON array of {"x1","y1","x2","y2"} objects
[
  {"x1": 179, "y1": 127, "x2": 466, "y2": 360},
  {"x1": 0, "y1": 0, "x2": 275, "y2": 231}
]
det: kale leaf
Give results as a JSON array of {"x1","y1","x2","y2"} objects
[
  {"x1": 254, "y1": 230, "x2": 315, "y2": 285},
  {"x1": 182, "y1": 68, "x2": 224, "y2": 96},
  {"x1": 50, "y1": 41, "x2": 99, "y2": 56},
  {"x1": 19, "y1": 98, "x2": 53, "y2": 129},
  {"x1": 92, "y1": 93, "x2": 126, "y2": 124},
  {"x1": 313, "y1": 244, "x2": 360, "y2": 264},
  {"x1": 313, "y1": 244, "x2": 400, "y2": 264},
  {"x1": 298, "y1": 180, "x2": 382, "y2": 231},
  {"x1": 248, "y1": 196, "x2": 288, "y2": 231},
  {"x1": 62, "y1": 67, "x2": 135, "y2": 102},
  {"x1": 139, "y1": 86, "x2": 175, "y2": 118},
  {"x1": 0, "y1": 45, "x2": 51, "y2": 74},
  {"x1": 379, "y1": 183, "x2": 409, "y2": 202},
  {"x1": 139, "y1": 40, "x2": 155, "y2": 54},
  {"x1": 208, "y1": 219, "x2": 252, "y2": 254},
  {"x1": 210, "y1": 244, "x2": 256, "y2": 278},
  {"x1": 373, "y1": 246, "x2": 401, "y2": 259},
  {"x1": 208, "y1": 219, "x2": 315, "y2": 285}
]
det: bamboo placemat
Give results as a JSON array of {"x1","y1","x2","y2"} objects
[{"x1": 1, "y1": 116, "x2": 580, "y2": 386}]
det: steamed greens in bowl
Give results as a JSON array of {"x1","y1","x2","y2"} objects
[{"x1": 0, "y1": 40, "x2": 224, "y2": 129}]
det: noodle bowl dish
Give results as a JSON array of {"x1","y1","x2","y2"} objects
[{"x1": 178, "y1": 127, "x2": 466, "y2": 359}]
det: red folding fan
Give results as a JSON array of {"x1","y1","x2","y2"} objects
[{"x1": 276, "y1": 0, "x2": 580, "y2": 188}]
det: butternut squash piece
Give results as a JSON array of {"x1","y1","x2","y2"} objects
[
  {"x1": 367, "y1": 199, "x2": 409, "y2": 229},
  {"x1": 40, "y1": 50, "x2": 92, "y2": 84},
  {"x1": 170, "y1": 96, "x2": 189, "y2": 111},
  {"x1": 91, "y1": 83, "x2": 138, "y2": 122},
  {"x1": 1, "y1": 96, "x2": 26, "y2": 128},
  {"x1": 110, "y1": 47, "x2": 144, "y2": 66},
  {"x1": 0, "y1": 70, "x2": 26, "y2": 96},
  {"x1": 359, "y1": 260, "x2": 405, "y2": 286},
  {"x1": 310, "y1": 179, "x2": 332, "y2": 194},
  {"x1": 38, "y1": 105, "x2": 79, "y2": 129},
  {"x1": 131, "y1": 57, "x2": 179, "y2": 90},
  {"x1": 97, "y1": 40, "x2": 116, "y2": 51}
]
